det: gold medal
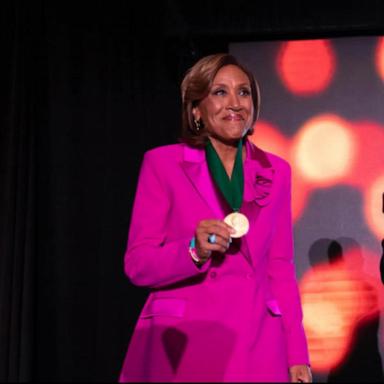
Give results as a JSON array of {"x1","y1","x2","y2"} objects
[{"x1": 224, "y1": 212, "x2": 249, "y2": 238}]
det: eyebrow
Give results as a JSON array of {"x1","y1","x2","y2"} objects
[{"x1": 211, "y1": 82, "x2": 251, "y2": 88}]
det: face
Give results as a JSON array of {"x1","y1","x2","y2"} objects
[{"x1": 193, "y1": 64, "x2": 254, "y2": 144}]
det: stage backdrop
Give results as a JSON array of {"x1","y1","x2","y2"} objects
[{"x1": 231, "y1": 36, "x2": 384, "y2": 382}]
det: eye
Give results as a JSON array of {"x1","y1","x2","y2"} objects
[
  {"x1": 239, "y1": 88, "x2": 251, "y2": 96},
  {"x1": 212, "y1": 88, "x2": 226, "y2": 96}
]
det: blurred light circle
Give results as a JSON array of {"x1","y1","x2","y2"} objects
[
  {"x1": 293, "y1": 115, "x2": 356, "y2": 186},
  {"x1": 277, "y1": 39, "x2": 336, "y2": 95},
  {"x1": 375, "y1": 37, "x2": 384, "y2": 83},
  {"x1": 249, "y1": 119, "x2": 288, "y2": 160},
  {"x1": 364, "y1": 175, "x2": 384, "y2": 240},
  {"x1": 300, "y1": 261, "x2": 377, "y2": 372}
]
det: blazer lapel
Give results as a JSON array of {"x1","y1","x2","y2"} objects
[
  {"x1": 181, "y1": 144, "x2": 227, "y2": 219},
  {"x1": 241, "y1": 139, "x2": 276, "y2": 266},
  {"x1": 243, "y1": 139, "x2": 275, "y2": 207}
]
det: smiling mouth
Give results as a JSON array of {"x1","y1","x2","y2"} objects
[{"x1": 223, "y1": 114, "x2": 244, "y2": 121}]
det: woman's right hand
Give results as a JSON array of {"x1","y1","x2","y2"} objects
[{"x1": 195, "y1": 219, "x2": 235, "y2": 263}]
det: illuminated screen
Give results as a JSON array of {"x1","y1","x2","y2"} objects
[{"x1": 230, "y1": 36, "x2": 384, "y2": 380}]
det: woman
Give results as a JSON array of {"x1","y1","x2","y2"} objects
[{"x1": 119, "y1": 53, "x2": 312, "y2": 382}]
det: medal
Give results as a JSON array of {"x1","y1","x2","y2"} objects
[
  {"x1": 205, "y1": 138, "x2": 250, "y2": 238},
  {"x1": 224, "y1": 211, "x2": 249, "y2": 238}
]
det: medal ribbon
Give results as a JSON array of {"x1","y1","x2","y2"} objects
[{"x1": 205, "y1": 139, "x2": 244, "y2": 212}]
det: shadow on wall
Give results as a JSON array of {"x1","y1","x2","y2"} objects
[{"x1": 301, "y1": 237, "x2": 384, "y2": 383}]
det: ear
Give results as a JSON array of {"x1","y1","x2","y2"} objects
[{"x1": 192, "y1": 107, "x2": 201, "y2": 121}]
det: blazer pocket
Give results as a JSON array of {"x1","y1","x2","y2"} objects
[
  {"x1": 140, "y1": 297, "x2": 187, "y2": 319},
  {"x1": 266, "y1": 299, "x2": 282, "y2": 317}
]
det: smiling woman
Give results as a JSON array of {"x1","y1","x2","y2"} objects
[
  {"x1": 119, "y1": 53, "x2": 312, "y2": 382},
  {"x1": 192, "y1": 65, "x2": 254, "y2": 145},
  {"x1": 180, "y1": 54, "x2": 260, "y2": 148}
]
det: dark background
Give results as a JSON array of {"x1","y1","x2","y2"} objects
[{"x1": 1, "y1": 1, "x2": 384, "y2": 382}]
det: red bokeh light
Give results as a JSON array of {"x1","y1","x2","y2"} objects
[
  {"x1": 277, "y1": 39, "x2": 336, "y2": 96},
  {"x1": 343, "y1": 120, "x2": 384, "y2": 189}
]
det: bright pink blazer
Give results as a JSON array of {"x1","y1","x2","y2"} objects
[{"x1": 119, "y1": 139, "x2": 310, "y2": 382}]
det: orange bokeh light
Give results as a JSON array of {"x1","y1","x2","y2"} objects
[
  {"x1": 300, "y1": 250, "x2": 381, "y2": 372},
  {"x1": 375, "y1": 37, "x2": 384, "y2": 82},
  {"x1": 277, "y1": 39, "x2": 336, "y2": 96},
  {"x1": 364, "y1": 175, "x2": 384, "y2": 241},
  {"x1": 249, "y1": 119, "x2": 289, "y2": 160}
]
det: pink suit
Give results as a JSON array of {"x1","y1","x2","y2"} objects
[{"x1": 119, "y1": 139, "x2": 310, "y2": 382}]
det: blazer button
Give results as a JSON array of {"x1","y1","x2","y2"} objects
[
  {"x1": 209, "y1": 271, "x2": 217, "y2": 279},
  {"x1": 246, "y1": 272, "x2": 254, "y2": 279}
]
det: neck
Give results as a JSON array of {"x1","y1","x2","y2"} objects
[
  {"x1": 209, "y1": 136, "x2": 238, "y2": 160},
  {"x1": 209, "y1": 136, "x2": 244, "y2": 177}
]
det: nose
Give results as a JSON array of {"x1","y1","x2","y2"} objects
[{"x1": 226, "y1": 92, "x2": 242, "y2": 110}]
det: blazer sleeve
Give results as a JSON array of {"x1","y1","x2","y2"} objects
[
  {"x1": 124, "y1": 150, "x2": 210, "y2": 289},
  {"x1": 267, "y1": 161, "x2": 310, "y2": 367}
]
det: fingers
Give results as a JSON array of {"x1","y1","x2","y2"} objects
[
  {"x1": 195, "y1": 219, "x2": 235, "y2": 259},
  {"x1": 199, "y1": 220, "x2": 234, "y2": 249},
  {"x1": 289, "y1": 365, "x2": 312, "y2": 383}
]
